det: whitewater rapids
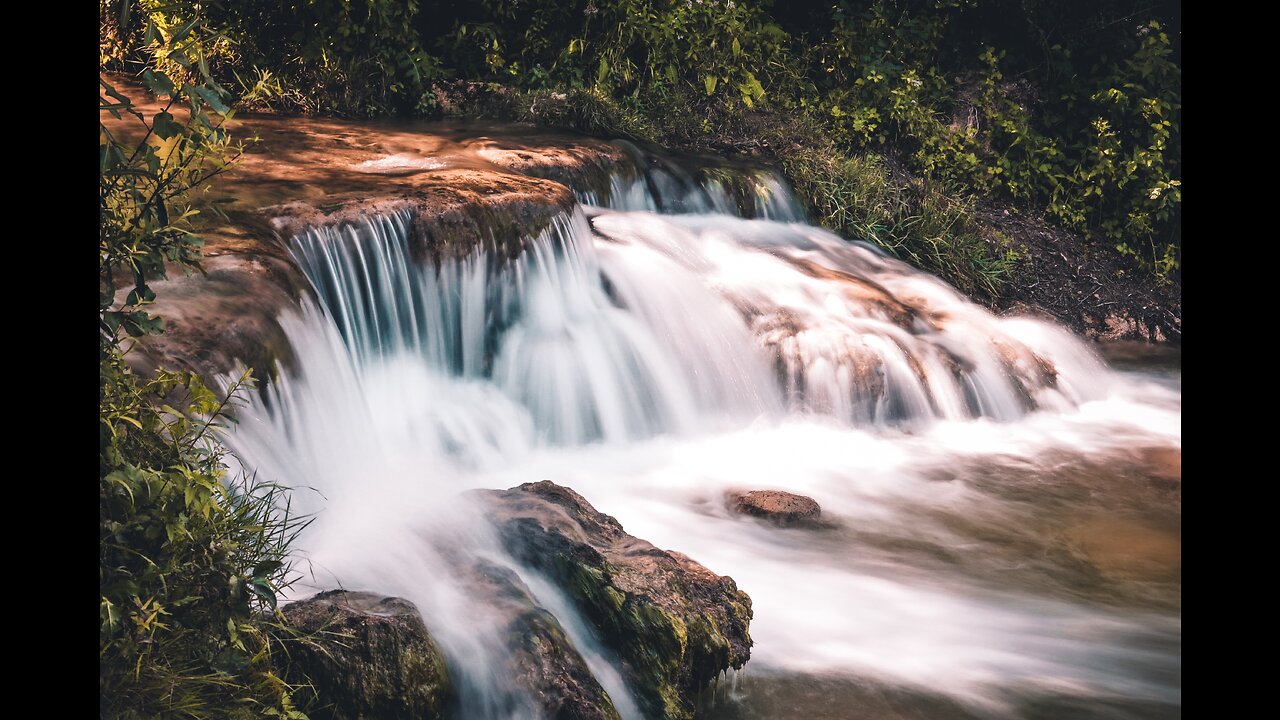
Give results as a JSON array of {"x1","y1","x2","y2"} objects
[{"x1": 222, "y1": 166, "x2": 1180, "y2": 719}]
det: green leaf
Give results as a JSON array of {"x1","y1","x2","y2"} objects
[
  {"x1": 121, "y1": 310, "x2": 165, "y2": 337},
  {"x1": 142, "y1": 69, "x2": 174, "y2": 98},
  {"x1": 704, "y1": 75, "x2": 718, "y2": 95},
  {"x1": 159, "y1": 404, "x2": 187, "y2": 420},
  {"x1": 152, "y1": 112, "x2": 182, "y2": 140},
  {"x1": 252, "y1": 560, "x2": 284, "y2": 579},
  {"x1": 212, "y1": 648, "x2": 251, "y2": 674},
  {"x1": 184, "y1": 484, "x2": 204, "y2": 509},
  {"x1": 100, "y1": 142, "x2": 127, "y2": 172},
  {"x1": 169, "y1": 16, "x2": 200, "y2": 47},
  {"x1": 104, "y1": 471, "x2": 137, "y2": 503},
  {"x1": 194, "y1": 86, "x2": 230, "y2": 115},
  {"x1": 100, "y1": 79, "x2": 131, "y2": 108},
  {"x1": 250, "y1": 578, "x2": 278, "y2": 610},
  {"x1": 198, "y1": 53, "x2": 212, "y2": 84}
]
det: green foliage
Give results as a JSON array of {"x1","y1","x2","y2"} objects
[
  {"x1": 448, "y1": 0, "x2": 792, "y2": 109},
  {"x1": 782, "y1": 131, "x2": 1016, "y2": 297},
  {"x1": 100, "y1": 359, "x2": 310, "y2": 720},
  {"x1": 101, "y1": 3, "x2": 309, "y2": 717},
  {"x1": 800, "y1": 2, "x2": 1180, "y2": 279},
  {"x1": 99, "y1": 80, "x2": 231, "y2": 340},
  {"x1": 217, "y1": 0, "x2": 444, "y2": 117},
  {"x1": 1050, "y1": 22, "x2": 1182, "y2": 271},
  {"x1": 103, "y1": 1, "x2": 1181, "y2": 288},
  {"x1": 100, "y1": 1, "x2": 243, "y2": 343},
  {"x1": 104, "y1": 1, "x2": 444, "y2": 117}
]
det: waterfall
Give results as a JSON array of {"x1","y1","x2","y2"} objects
[
  {"x1": 574, "y1": 140, "x2": 807, "y2": 223},
  {"x1": 223, "y1": 154, "x2": 1179, "y2": 718},
  {"x1": 280, "y1": 199, "x2": 1104, "y2": 436}
]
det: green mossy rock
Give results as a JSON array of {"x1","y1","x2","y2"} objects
[
  {"x1": 464, "y1": 559, "x2": 623, "y2": 720},
  {"x1": 282, "y1": 591, "x2": 454, "y2": 720},
  {"x1": 475, "y1": 481, "x2": 753, "y2": 720}
]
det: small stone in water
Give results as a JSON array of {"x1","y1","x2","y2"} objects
[{"x1": 725, "y1": 490, "x2": 823, "y2": 528}]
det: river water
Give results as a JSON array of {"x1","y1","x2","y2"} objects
[{"x1": 222, "y1": 156, "x2": 1180, "y2": 719}]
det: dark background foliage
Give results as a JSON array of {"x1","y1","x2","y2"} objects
[{"x1": 102, "y1": 0, "x2": 1181, "y2": 289}]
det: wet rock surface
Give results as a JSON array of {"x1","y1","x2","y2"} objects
[
  {"x1": 282, "y1": 590, "x2": 454, "y2": 720},
  {"x1": 102, "y1": 75, "x2": 628, "y2": 379},
  {"x1": 473, "y1": 481, "x2": 754, "y2": 720},
  {"x1": 462, "y1": 559, "x2": 623, "y2": 720},
  {"x1": 725, "y1": 490, "x2": 823, "y2": 528},
  {"x1": 124, "y1": 244, "x2": 306, "y2": 380}
]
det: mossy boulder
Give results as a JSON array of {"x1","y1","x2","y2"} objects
[
  {"x1": 473, "y1": 481, "x2": 753, "y2": 720},
  {"x1": 463, "y1": 560, "x2": 622, "y2": 720},
  {"x1": 281, "y1": 590, "x2": 454, "y2": 720}
]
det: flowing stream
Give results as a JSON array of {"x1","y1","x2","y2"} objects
[{"x1": 224, "y1": 153, "x2": 1180, "y2": 719}]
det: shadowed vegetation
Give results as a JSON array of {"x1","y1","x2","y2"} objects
[
  {"x1": 102, "y1": 0, "x2": 1180, "y2": 299},
  {"x1": 100, "y1": 3, "x2": 310, "y2": 716}
]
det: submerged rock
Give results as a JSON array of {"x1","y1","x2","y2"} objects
[
  {"x1": 1062, "y1": 515, "x2": 1181, "y2": 583},
  {"x1": 725, "y1": 490, "x2": 823, "y2": 528},
  {"x1": 1138, "y1": 446, "x2": 1181, "y2": 483},
  {"x1": 474, "y1": 481, "x2": 753, "y2": 720},
  {"x1": 281, "y1": 590, "x2": 453, "y2": 720}
]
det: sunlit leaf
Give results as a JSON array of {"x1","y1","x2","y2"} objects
[{"x1": 142, "y1": 69, "x2": 175, "y2": 98}]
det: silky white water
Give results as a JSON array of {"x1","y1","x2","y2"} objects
[{"x1": 224, "y1": 166, "x2": 1179, "y2": 718}]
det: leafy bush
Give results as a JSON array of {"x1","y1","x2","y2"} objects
[
  {"x1": 100, "y1": 360, "x2": 308, "y2": 720},
  {"x1": 100, "y1": 4, "x2": 308, "y2": 717},
  {"x1": 798, "y1": 1, "x2": 1180, "y2": 278},
  {"x1": 446, "y1": 0, "x2": 792, "y2": 107},
  {"x1": 103, "y1": 0, "x2": 443, "y2": 116}
]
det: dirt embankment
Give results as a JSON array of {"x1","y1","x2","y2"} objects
[{"x1": 970, "y1": 203, "x2": 1180, "y2": 343}]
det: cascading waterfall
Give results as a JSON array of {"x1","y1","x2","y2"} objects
[
  {"x1": 575, "y1": 140, "x2": 807, "y2": 223},
  {"x1": 282, "y1": 198, "x2": 1100, "y2": 435},
  {"x1": 224, "y1": 151, "x2": 1180, "y2": 718},
  {"x1": 287, "y1": 206, "x2": 773, "y2": 445}
]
